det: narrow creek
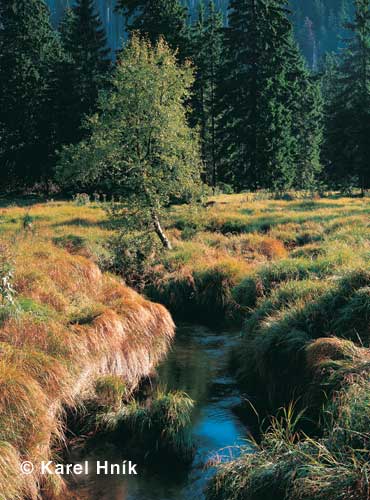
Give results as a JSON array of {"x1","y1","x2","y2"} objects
[{"x1": 68, "y1": 324, "x2": 252, "y2": 499}]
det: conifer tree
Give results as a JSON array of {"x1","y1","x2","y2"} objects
[
  {"x1": 324, "y1": 0, "x2": 370, "y2": 192},
  {"x1": 57, "y1": 0, "x2": 110, "y2": 145},
  {"x1": 288, "y1": 42, "x2": 323, "y2": 191},
  {"x1": 117, "y1": 0, "x2": 189, "y2": 58},
  {"x1": 190, "y1": 1, "x2": 224, "y2": 188},
  {"x1": 218, "y1": 0, "x2": 323, "y2": 192},
  {"x1": 0, "y1": 0, "x2": 63, "y2": 188}
]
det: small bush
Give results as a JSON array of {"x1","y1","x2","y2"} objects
[{"x1": 109, "y1": 231, "x2": 161, "y2": 289}]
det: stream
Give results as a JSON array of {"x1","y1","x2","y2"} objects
[{"x1": 68, "y1": 324, "x2": 252, "y2": 499}]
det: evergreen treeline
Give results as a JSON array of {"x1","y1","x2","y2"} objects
[
  {"x1": 46, "y1": 0, "x2": 355, "y2": 70},
  {"x1": 0, "y1": 0, "x2": 369, "y2": 194}
]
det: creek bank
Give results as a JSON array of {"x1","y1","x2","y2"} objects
[
  {"x1": 66, "y1": 324, "x2": 252, "y2": 500},
  {"x1": 0, "y1": 240, "x2": 174, "y2": 500}
]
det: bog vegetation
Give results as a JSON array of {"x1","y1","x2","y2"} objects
[
  {"x1": 0, "y1": 201, "x2": 175, "y2": 499},
  {"x1": 0, "y1": 192, "x2": 368, "y2": 498},
  {"x1": 0, "y1": 0, "x2": 369, "y2": 499}
]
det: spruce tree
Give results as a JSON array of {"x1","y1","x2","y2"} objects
[
  {"x1": 324, "y1": 0, "x2": 370, "y2": 192},
  {"x1": 57, "y1": 0, "x2": 110, "y2": 145},
  {"x1": 218, "y1": 0, "x2": 323, "y2": 192},
  {"x1": 117, "y1": 0, "x2": 189, "y2": 58},
  {"x1": 287, "y1": 41, "x2": 323, "y2": 191},
  {"x1": 190, "y1": 1, "x2": 224, "y2": 188},
  {"x1": 0, "y1": 0, "x2": 63, "y2": 188}
]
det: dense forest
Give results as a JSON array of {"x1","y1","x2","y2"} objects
[
  {"x1": 0, "y1": 0, "x2": 369, "y2": 195},
  {"x1": 46, "y1": 0, "x2": 355, "y2": 65}
]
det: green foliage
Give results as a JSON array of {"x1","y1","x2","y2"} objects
[
  {"x1": 0, "y1": 0, "x2": 64, "y2": 188},
  {"x1": 58, "y1": 35, "x2": 202, "y2": 251},
  {"x1": 217, "y1": 0, "x2": 323, "y2": 192},
  {"x1": 323, "y1": 0, "x2": 370, "y2": 192},
  {"x1": 108, "y1": 231, "x2": 161, "y2": 289},
  {"x1": 189, "y1": 1, "x2": 224, "y2": 187},
  {"x1": 117, "y1": 0, "x2": 189, "y2": 58},
  {"x1": 57, "y1": 0, "x2": 110, "y2": 146}
]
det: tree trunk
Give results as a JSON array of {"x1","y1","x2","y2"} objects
[{"x1": 152, "y1": 212, "x2": 172, "y2": 250}]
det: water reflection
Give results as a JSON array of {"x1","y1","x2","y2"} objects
[{"x1": 69, "y1": 324, "x2": 252, "y2": 499}]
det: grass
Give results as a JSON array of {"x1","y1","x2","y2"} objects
[
  {"x1": 0, "y1": 201, "x2": 175, "y2": 499},
  {"x1": 0, "y1": 193, "x2": 369, "y2": 499},
  {"x1": 95, "y1": 388, "x2": 195, "y2": 461},
  {"x1": 146, "y1": 193, "x2": 370, "y2": 323},
  {"x1": 207, "y1": 382, "x2": 370, "y2": 500}
]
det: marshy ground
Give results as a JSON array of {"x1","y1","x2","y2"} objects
[{"x1": 0, "y1": 192, "x2": 369, "y2": 500}]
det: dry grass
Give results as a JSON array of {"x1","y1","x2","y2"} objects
[
  {"x1": 0, "y1": 201, "x2": 175, "y2": 499},
  {"x1": 0, "y1": 193, "x2": 369, "y2": 498},
  {"x1": 145, "y1": 193, "x2": 370, "y2": 321}
]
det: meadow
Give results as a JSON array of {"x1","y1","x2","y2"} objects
[{"x1": 0, "y1": 192, "x2": 369, "y2": 500}]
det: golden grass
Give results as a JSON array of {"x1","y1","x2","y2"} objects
[
  {"x1": 0, "y1": 202, "x2": 175, "y2": 499},
  {"x1": 0, "y1": 194, "x2": 369, "y2": 497}
]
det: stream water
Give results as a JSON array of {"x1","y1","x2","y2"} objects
[{"x1": 69, "y1": 324, "x2": 252, "y2": 499}]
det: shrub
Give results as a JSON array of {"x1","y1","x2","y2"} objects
[{"x1": 108, "y1": 231, "x2": 161, "y2": 289}]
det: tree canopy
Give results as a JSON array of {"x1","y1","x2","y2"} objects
[{"x1": 58, "y1": 35, "x2": 202, "y2": 248}]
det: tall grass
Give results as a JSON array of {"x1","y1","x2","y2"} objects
[
  {"x1": 0, "y1": 194, "x2": 369, "y2": 498},
  {"x1": 0, "y1": 205, "x2": 175, "y2": 499},
  {"x1": 207, "y1": 393, "x2": 370, "y2": 500},
  {"x1": 93, "y1": 388, "x2": 195, "y2": 461}
]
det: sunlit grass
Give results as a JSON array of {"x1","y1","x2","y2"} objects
[
  {"x1": 0, "y1": 193, "x2": 369, "y2": 498},
  {"x1": 0, "y1": 199, "x2": 175, "y2": 499}
]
